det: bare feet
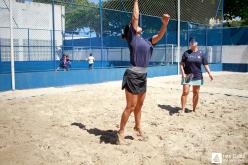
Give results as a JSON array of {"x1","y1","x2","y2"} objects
[
  {"x1": 133, "y1": 127, "x2": 148, "y2": 141},
  {"x1": 178, "y1": 109, "x2": 185, "y2": 115},
  {"x1": 133, "y1": 127, "x2": 144, "y2": 137},
  {"x1": 117, "y1": 130, "x2": 126, "y2": 145}
]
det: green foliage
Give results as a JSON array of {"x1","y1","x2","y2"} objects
[
  {"x1": 33, "y1": 0, "x2": 100, "y2": 34},
  {"x1": 224, "y1": 0, "x2": 248, "y2": 26},
  {"x1": 65, "y1": 3, "x2": 100, "y2": 34}
]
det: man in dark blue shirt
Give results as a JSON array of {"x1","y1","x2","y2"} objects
[{"x1": 180, "y1": 38, "x2": 213, "y2": 113}]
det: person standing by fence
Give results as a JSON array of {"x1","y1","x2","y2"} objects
[{"x1": 86, "y1": 53, "x2": 95, "y2": 70}]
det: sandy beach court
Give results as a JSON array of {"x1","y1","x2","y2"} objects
[{"x1": 0, "y1": 72, "x2": 247, "y2": 165}]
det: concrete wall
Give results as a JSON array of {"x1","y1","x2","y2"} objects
[
  {"x1": 174, "y1": 46, "x2": 222, "y2": 64},
  {"x1": 0, "y1": 1, "x2": 64, "y2": 31},
  {"x1": 222, "y1": 45, "x2": 248, "y2": 64},
  {"x1": 221, "y1": 45, "x2": 248, "y2": 72},
  {"x1": 0, "y1": 1, "x2": 65, "y2": 61}
]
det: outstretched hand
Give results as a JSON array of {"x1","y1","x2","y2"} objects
[{"x1": 162, "y1": 14, "x2": 170, "y2": 25}]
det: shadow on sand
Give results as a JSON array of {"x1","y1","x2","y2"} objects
[
  {"x1": 71, "y1": 122, "x2": 134, "y2": 145},
  {"x1": 158, "y1": 104, "x2": 192, "y2": 115}
]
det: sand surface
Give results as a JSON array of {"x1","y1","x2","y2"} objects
[{"x1": 0, "y1": 72, "x2": 248, "y2": 165}]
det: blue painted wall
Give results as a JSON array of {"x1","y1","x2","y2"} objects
[
  {"x1": 0, "y1": 64, "x2": 222, "y2": 91},
  {"x1": 223, "y1": 63, "x2": 248, "y2": 72},
  {"x1": 0, "y1": 61, "x2": 173, "y2": 74},
  {"x1": 0, "y1": 61, "x2": 112, "y2": 74},
  {"x1": 0, "y1": 74, "x2": 11, "y2": 91},
  {"x1": 206, "y1": 63, "x2": 223, "y2": 72}
]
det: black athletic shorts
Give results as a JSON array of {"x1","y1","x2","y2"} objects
[{"x1": 122, "y1": 69, "x2": 147, "y2": 94}]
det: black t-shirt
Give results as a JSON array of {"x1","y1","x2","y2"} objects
[{"x1": 181, "y1": 49, "x2": 208, "y2": 80}]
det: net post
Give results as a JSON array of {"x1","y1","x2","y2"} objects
[
  {"x1": 28, "y1": 28, "x2": 30, "y2": 61},
  {"x1": 52, "y1": 0, "x2": 56, "y2": 71},
  {"x1": 10, "y1": 0, "x2": 15, "y2": 90},
  {"x1": 177, "y1": 0, "x2": 180, "y2": 75},
  {"x1": 172, "y1": 45, "x2": 174, "y2": 65},
  {"x1": 99, "y1": 0, "x2": 103, "y2": 67},
  {"x1": 221, "y1": 0, "x2": 224, "y2": 64}
]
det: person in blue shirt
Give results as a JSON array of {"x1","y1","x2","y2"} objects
[
  {"x1": 117, "y1": 0, "x2": 170, "y2": 144},
  {"x1": 180, "y1": 37, "x2": 214, "y2": 113}
]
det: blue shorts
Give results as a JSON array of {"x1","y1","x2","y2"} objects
[{"x1": 181, "y1": 78, "x2": 204, "y2": 86}]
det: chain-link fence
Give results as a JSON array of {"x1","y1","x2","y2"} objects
[
  {"x1": 0, "y1": 0, "x2": 11, "y2": 74},
  {"x1": 0, "y1": 0, "x2": 234, "y2": 74}
]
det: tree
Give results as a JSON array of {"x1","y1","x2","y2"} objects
[
  {"x1": 65, "y1": 2, "x2": 100, "y2": 35},
  {"x1": 34, "y1": 0, "x2": 100, "y2": 35},
  {"x1": 224, "y1": 0, "x2": 248, "y2": 26}
]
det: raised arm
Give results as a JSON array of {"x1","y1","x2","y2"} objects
[
  {"x1": 131, "y1": 0, "x2": 139, "y2": 32},
  {"x1": 151, "y1": 14, "x2": 170, "y2": 45}
]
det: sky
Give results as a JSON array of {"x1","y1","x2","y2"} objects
[
  {"x1": 88, "y1": 0, "x2": 99, "y2": 4},
  {"x1": 88, "y1": 0, "x2": 109, "y2": 4}
]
